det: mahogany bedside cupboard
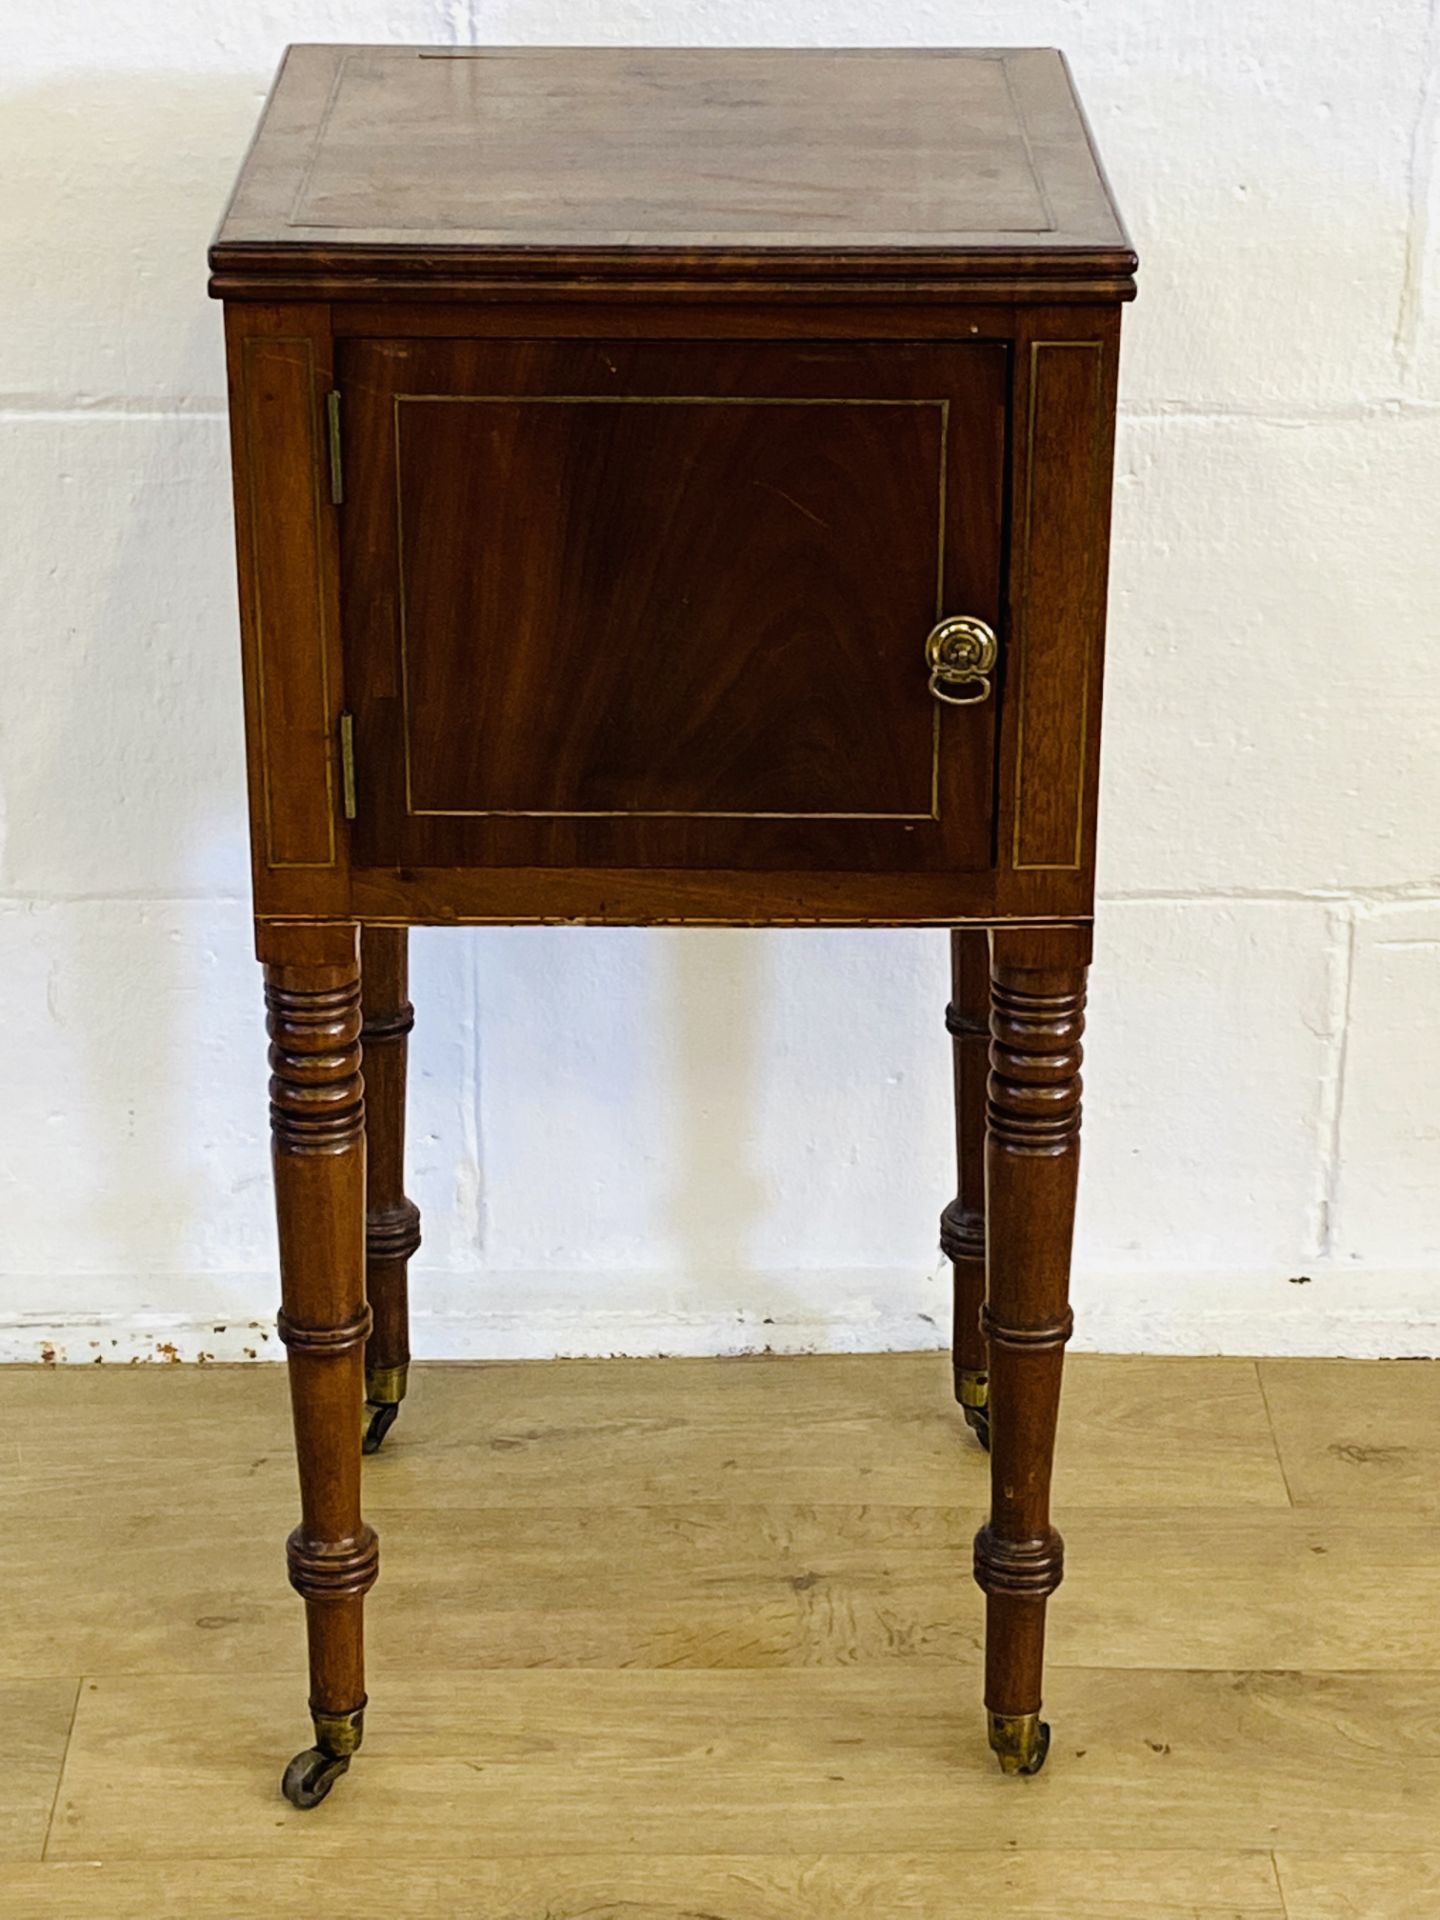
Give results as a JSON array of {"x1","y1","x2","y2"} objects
[{"x1": 209, "y1": 43, "x2": 1136, "y2": 1808}]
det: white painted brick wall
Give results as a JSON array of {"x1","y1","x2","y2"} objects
[{"x1": 3, "y1": 5, "x2": 1437, "y2": 1363}]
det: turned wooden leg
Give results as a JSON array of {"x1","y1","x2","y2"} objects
[
  {"x1": 974, "y1": 923, "x2": 1089, "y2": 1776},
  {"x1": 941, "y1": 928, "x2": 991, "y2": 1448},
  {"x1": 360, "y1": 925, "x2": 421, "y2": 1455},
  {"x1": 260, "y1": 921, "x2": 378, "y2": 1811}
]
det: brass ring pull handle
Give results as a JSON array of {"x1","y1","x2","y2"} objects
[{"x1": 925, "y1": 615, "x2": 998, "y2": 707}]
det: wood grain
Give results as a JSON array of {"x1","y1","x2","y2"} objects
[
  {"x1": 1276, "y1": 1853, "x2": 1440, "y2": 1919},
  {"x1": 340, "y1": 336, "x2": 1004, "y2": 876},
  {"x1": 374, "y1": 1353, "x2": 1290, "y2": 1511},
  {"x1": 211, "y1": 47, "x2": 1135, "y2": 300},
  {"x1": 0, "y1": 1352, "x2": 1434, "y2": 1904},
  {"x1": 222, "y1": 305, "x2": 349, "y2": 917},
  {"x1": 218, "y1": 55, "x2": 1130, "y2": 926},
  {"x1": 0, "y1": 1353, "x2": 1287, "y2": 1513},
  {"x1": 261, "y1": 920, "x2": 376, "y2": 1760},
  {"x1": 213, "y1": 55, "x2": 1133, "y2": 1790},
  {"x1": 0, "y1": 1681, "x2": 79, "y2": 1865},
  {"x1": 1002, "y1": 317, "x2": 1120, "y2": 874},
  {"x1": 340, "y1": 863, "x2": 1100, "y2": 929},
  {"x1": 360, "y1": 923, "x2": 420, "y2": 1432},
  {"x1": 4, "y1": 1500, "x2": 1438, "y2": 1683},
  {"x1": 0, "y1": 1357, "x2": 1311, "y2": 1689},
  {"x1": 48, "y1": 1665, "x2": 1440, "y2": 1860},
  {"x1": 0, "y1": 1851, "x2": 1284, "y2": 1919},
  {"x1": 1260, "y1": 1357, "x2": 1440, "y2": 1510},
  {"x1": 976, "y1": 925, "x2": 1089, "y2": 1731},
  {"x1": 942, "y1": 927, "x2": 990, "y2": 1400}
]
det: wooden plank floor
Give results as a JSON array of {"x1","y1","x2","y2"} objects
[{"x1": 0, "y1": 1351, "x2": 1436, "y2": 1916}]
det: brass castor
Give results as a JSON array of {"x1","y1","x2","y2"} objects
[
  {"x1": 362, "y1": 1363, "x2": 408, "y2": 1455},
  {"x1": 988, "y1": 1710, "x2": 1051, "y2": 1776},
  {"x1": 362, "y1": 1398, "x2": 400, "y2": 1455},
  {"x1": 281, "y1": 1703, "x2": 365, "y2": 1810},
  {"x1": 281, "y1": 1746, "x2": 350, "y2": 1809},
  {"x1": 955, "y1": 1368, "x2": 990, "y2": 1452}
]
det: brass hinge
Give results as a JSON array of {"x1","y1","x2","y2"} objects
[
  {"x1": 338, "y1": 712, "x2": 357, "y2": 820},
  {"x1": 325, "y1": 389, "x2": 343, "y2": 505}
]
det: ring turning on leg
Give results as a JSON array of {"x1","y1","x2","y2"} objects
[
  {"x1": 975, "y1": 925, "x2": 1088, "y2": 1776},
  {"x1": 261, "y1": 921, "x2": 377, "y2": 1810},
  {"x1": 360, "y1": 926, "x2": 421, "y2": 1454},
  {"x1": 942, "y1": 929, "x2": 991, "y2": 1449}
]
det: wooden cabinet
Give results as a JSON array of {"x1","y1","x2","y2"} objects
[{"x1": 212, "y1": 43, "x2": 1135, "y2": 1808}]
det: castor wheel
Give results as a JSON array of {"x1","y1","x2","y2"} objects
[
  {"x1": 362, "y1": 1398, "x2": 400, "y2": 1455},
  {"x1": 281, "y1": 1746, "x2": 351, "y2": 1809},
  {"x1": 988, "y1": 1711, "x2": 1051, "y2": 1776},
  {"x1": 962, "y1": 1404, "x2": 991, "y2": 1452}
]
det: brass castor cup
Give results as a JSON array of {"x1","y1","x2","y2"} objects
[
  {"x1": 362, "y1": 1363, "x2": 408, "y2": 1456},
  {"x1": 988, "y1": 1710, "x2": 1051, "y2": 1776},
  {"x1": 281, "y1": 1705, "x2": 365, "y2": 1809},
  {"x1": 956, "y1": 1368, "x2": 991, "y2": 1452}
]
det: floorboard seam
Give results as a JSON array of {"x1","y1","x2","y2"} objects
[
  {"x1": 1253, "y1": 1360, "x2": 1299, "y2": 1507},
  {"x1": 38, "y1": 1677, "x2": 83, "y2": 1862}
]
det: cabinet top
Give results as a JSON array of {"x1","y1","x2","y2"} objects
[{"x1": 210, "y1": 45, "x2": 1134, "y2": 301}]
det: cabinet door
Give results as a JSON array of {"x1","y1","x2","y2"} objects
[{"x1": 339, "y1": 338, "x2": 1006, "y2": 872}]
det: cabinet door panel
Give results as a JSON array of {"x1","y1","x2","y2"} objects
[{"x1": 340, "y1": 339, "x2": 1005, "y2": 872}]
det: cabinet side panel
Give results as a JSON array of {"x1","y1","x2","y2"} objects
[
  {"x1": 1003, "y1": 316, "x2": 1120, "y2": 878},
  {"x1": 224, "y1": 305, "x2": 347, "y2": 898}
]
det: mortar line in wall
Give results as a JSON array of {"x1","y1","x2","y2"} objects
[
  {"x1": 423, "y1": 0, "x2": 477, "y2": 51},
  {"x1": 461, "y1": 927, "x2": 486, "y2": 1259},
  {"x1": 1120, "y1": 399, "x2": 1440, "y2": 423},
  {"x1": 0, "y1": 891, "x2": 248, "y2": 907},
  {"x1": 1311, "y1": 903, "x2": 1358, "y2": 1260},
  {"x1": 0, "y1": 407, "x2": 229, "y2": 423},
  {"x1": 1097, "y1": 886, "x2": 1440, "y2": 907},
  {"x1": 1394, "y1": 0, "x2": 1440, "y2": 380}
]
